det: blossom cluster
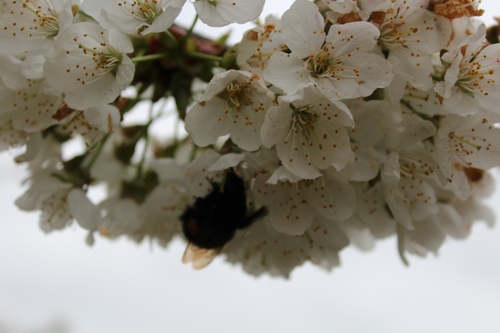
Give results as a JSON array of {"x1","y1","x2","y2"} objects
[{"x1": 1, "y1": 0, "x2": 498, "y2": 277}]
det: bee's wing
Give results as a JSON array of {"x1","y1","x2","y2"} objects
[{"x1": 182, "y1": 242, "x2": 220, "y2": 270}]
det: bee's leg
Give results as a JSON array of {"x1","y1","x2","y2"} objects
[{"x1": 236, "y1": 207, "x2": 267, "y2": 229}]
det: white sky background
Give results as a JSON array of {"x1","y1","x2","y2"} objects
[{"x1": 1, "y1": 1, "x2": 500, "y2": 333}]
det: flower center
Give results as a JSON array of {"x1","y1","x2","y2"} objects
[
  {"x1": 226, "y1": 83, "x2": 243, "y2": 109},
  {"x1": 78, "y1": 42, "x2": 123, "y2": 79},
  {"x1": 378, "y1": 23, "x2": 418, "y2": 51},
  {"x1": 456, "y1": 47, "x2": 494, "y2": 98},
  {"x1": 306, "y1": 45, "x2": 333, "y2": 77},
  {"x1": 121, "y1": 0, "x2": 163, "y2": 24},
  {"x1": 18, "y1": 0, "x2": 61, "y2": 37},
  {"x1": 288, "y1": 104, "x2": 320, "y2": 142}
]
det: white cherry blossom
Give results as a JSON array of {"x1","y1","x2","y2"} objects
[
  {"x1": 236, "y1": 16, "x2": 286, "y2": 77},
  {"x1": 350, "y1": 181, "x2": 396, "y2": 239},
  {"x1": 82, "y1": 0, "x2": 186, "y2": 35},
  {"x1": 0, "y1": 0, "x2": 76, "y2": 55},
  {"x1": 99, "y1": 197, "x2": 142, "y2": 238},
  {"x1": 14, "y1": 166, "x2": 100, "y2": 240},
  {"x1": 193, "y1": 0, "x2": 265, "y2": 27},
  {"x1": 372, "y1": 0, "x2": 451, "y2": 90},
  {"x1": 444, "y1": 197, "x2": 495, "y2": 239},
  {"x1": 0, "y1": 53, "x2": 62, "y2": 133},
  {"x1": 252, "y1": 167, "x2": 356, "y2": 236},
  {"x1": 0, "y1": 114, "x2": 29, "y2": 150},
  {"x1": 67, "y1": 188, "x2": 103, "y2": 243},
  {"x1": 97, "y1": 159, "x2": 185, "y2": 244},
  {"x1": 400, "y1": 84, "x2": 444, "y2": 117},
  {"x1": 261, "y1": 86, "x2": 354, "y2": 179},
  {"x1": 137, "y1": 158, "x2": 187, "y2": 244},
  {"x1": 43, "y1": 22, "x2": 135, "y2": 110},
  {"x1": 348, "y1": 99, "x2": 395, "y2": 148},
  {"x1": 185, "y1": 70, "x2": 274, "y2": 151},
  {"x1": 435, "y1": 113, "x2": 500, "y2": 180},
  {"x1": 264, "y1": 0, "x2": 392, "y2": 100},
  {"x1": 58, "y1": 104, "x2": 121, "y2": 149},
  {"x1": 224, "y1": 218, "x2": 310, "y2": 277},
  {"x1": 382, "y1": 148, "x2": 440, "y2": 230},
  {"x1": 435, "y1": 24, "x2": 500, "y2": 116},
  {"x1": 399, "y1": 213, "x2": 446, "y2": 257},
  {"x1": 381, "y1": 113, "x2": 441, "y2": 229},
  {"x1": 425, "y1": 197, "x2": 493, "y2": 244},
  {"x1": 225, "y1": 216, "x2": 349, "y2": 277}
]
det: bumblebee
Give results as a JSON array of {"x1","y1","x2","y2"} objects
[{"x1": 180, "y1": 169, "x2": 265, "y2": 269}]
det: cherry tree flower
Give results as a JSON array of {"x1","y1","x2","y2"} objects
[
  {"x1": 399, "y1": 84, "x2": 444, "y2": 117},
  {"x1": 349, "y1": 182, "x2": 396, "y2": 239},
  {"x1": 264, "y1": 0, "x2": 393, "y2": 100},
  {"x1": 193, "y1": 0, "x2": 265, "y2": 27},
  {"x1": 82, "y1": 0, "x2": 186, "y2": 35},
  {"x1": 434, "y1": 113, "x2": 500, "y2": 188},
  {"x1": 371, "y1": 0, "x2": 451, "y2": 90},
  {"x1": 399, "y1": 212, "x2": 446, "y2": 257},
  {"x1": 0, "y1": 53, "x2": 62, "y2": 133},
  {"x1": 0, "y1": 114, "x2": 29, "y2": 150},
  {"x1": 137, "y1": 159, "x2": 187, "y2": 244},
  {"x1": 436, "y1": 24, "x2": 500, "y2": 116},
  {"x1": 252, "y1": 166, "x2": 355, "y2": 236},
  {"x1": 0, "y1": 0, "x2": 76, "y2": 55},
  {"x1": 185, "y1": 70, "x2": 274, "y2": 151},
  {"x1": 381, "y1": 113, "x2": 443, "y2": 229},
  {"x1": 98, "y1": 159, "x2": 185, "y2": 243},
  {"x1": 58, "y1": 104, "x2": 121, "y2": 149},
  {"x1": 224, "y1": 216, "x2": 349, "y2": 277},
  {"x1": 261, "y1": 86, "x2": 354, "y2": 179},
  {"x1": 15, "y1": 167, "x2": 101, "y2": 243},
  {"x1": 395, "y1": 167, "x2": 494, "y2": 262},
  {"x1": 236, "y1": 16, "x2": 286, "y2": 77},
  {"x1": 43, "y1": 22, "x2": 135, "y2": 110}
]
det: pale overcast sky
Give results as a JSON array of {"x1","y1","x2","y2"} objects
[{"x1": 1, "y1": 1, "x2": 500, "y2": 333}]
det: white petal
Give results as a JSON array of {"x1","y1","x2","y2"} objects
[
  {"x1": 281, "y1": 0, "x2": 325, "y2": 58},
  {"x1": 185, "y1": 98, "x2": 232, "y2": 147},
  {"x1": 306, "y1": 177, "x2": 355, "y2": 222},
  {"x1": 264, "y1": 52, "x2": 312, "y2": 95},
  {"x1": 211, "y1": 0, "x2": 265, "y2": 24},
  {"x1": 83, "y1": 104, "x2": 121, "y2": 133},
  {"x1": 67, "y1": 188, "x2": 102, "y2": 231}
]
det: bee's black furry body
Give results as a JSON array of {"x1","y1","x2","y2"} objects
[{"x1": 180, "y1": 170, "x2": 261, "y2": 249}]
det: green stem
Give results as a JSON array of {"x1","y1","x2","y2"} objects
[
  {"x1": 181, "y1": 14, "x2": 199, "y2": 45},
  {"x1": 164, "y1": 29, "x2": 179, "y2": 48},
  {"x1": 184, "y1": 51, "x2": 222, "y2": 62},
  {"x1": 135, "y1": 126, "x2": 153, "y2": 182},
  {"x1": 189, "y1": 143, "x2": 198, "y2": 162},
  {"x1": 131, "y1": 53, "x2": 170, "y2": 63},
  {"x1": 85, "y1": 133, "x2": 111, "y2": 170}
]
